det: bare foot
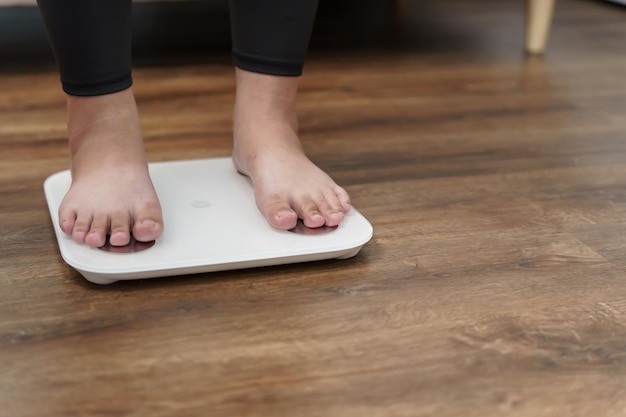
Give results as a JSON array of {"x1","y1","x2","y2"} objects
[
  {"x1": 232, "y1": 68, "x2": 351, "y2": 230},
  {"x1": 58, "y1": 88, "x2": 163, "y2": 247}
]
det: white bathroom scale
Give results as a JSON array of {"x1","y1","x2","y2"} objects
[{"x1": 43, "y1": 157, "x2": 373, "y2": 285}]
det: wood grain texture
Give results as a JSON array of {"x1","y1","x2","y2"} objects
[{"x1": 2, "y1": 0, "x2": 626, "y2": 416}]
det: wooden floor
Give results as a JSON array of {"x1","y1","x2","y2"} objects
[{"x1": 2, "y1": 0, "x2": 626, "y2": 415}]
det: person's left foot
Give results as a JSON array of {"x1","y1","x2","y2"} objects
[{"x1": 232, "y1": 69, "x2": 351, "y2": 230}]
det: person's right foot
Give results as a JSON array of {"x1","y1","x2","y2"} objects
[{"x1": 58, "y1": 88, "x2": 164, "y2": 248}]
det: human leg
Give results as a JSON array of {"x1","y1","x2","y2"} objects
[
  {"x1": 229, "y1": 0, "x2": 351, "y2": 229},
  {"x1": 38, "y1": 0, "x2": 163, "y2": 247}
]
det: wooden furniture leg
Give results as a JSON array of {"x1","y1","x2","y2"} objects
[{"x1": 525, "y1": 0, "x2": 556, "y2": 54}]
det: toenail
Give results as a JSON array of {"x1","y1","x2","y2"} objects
[{"x1": 276, "y1": 210, "x2": 294, "y2": 219}]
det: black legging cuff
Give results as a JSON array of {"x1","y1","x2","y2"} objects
[
  {"x1": 62, "y1": 73, "x2": 133, "y2": 97},
  {"x1": 229, "y1": 0, "x2": 318, "y2": 77},
  {"x1": 37, "y1": 0, "x2": 134, "y2": 97},
  {"x1": 232, "y1": 50, "x2": 303, "y2": 77}
]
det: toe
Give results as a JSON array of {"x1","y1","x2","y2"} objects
[
  {"x1": 109, "y1": 210, "x2": 131, "y2": 247},
  {"x1": 262, "y1": 193, "x2": 298, "y2": 230},
  {"x1": 324, "y1": 212, "x2": 344, "y2": 227},
  {"x1": 319, "y1": 192, "x2": 345, "y2": 227},
  {"x1": 132, "y1": 201, "x2": 164, "y2": 242},
  {"x1": 71, "y1": 211, "x2": 92, "y2": 243},
  {"x1": 58, "y1": 207, "x2": 77, "y2": 235},
  {"x1": 133, "y1": 219, "x2": 162, "y2": 243},
  {"x1": 334, "y1": 185, "x2": 351, "y2": 213},
  {"x1": 295, "y1": 195, "x2": 326, "y2": 229},
  {"x1": 85, "y1": 212, "x2": 109, "y2": 248}
]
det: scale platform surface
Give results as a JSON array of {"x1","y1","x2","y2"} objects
[{"x1": 44, "y1": 158, "x2": 373, "y2": 285}]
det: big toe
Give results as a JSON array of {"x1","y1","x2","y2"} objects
[
  {"x1": 132, "y1": 202, "x2": 164, "y2": 242},
  {"x1": 262, "y1": 195, "x2": 298, "y2": 230},
  {"x1": 133, "y1": 219, "x2": 163, "y2": 242}
]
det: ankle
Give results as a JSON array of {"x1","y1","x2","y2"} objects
[
  {"x1": 66, "y1": 88, "x2": 139, "y2": 140},
  {"x1": 234, "y1": 68, "x2": 300, "y2": 127}
]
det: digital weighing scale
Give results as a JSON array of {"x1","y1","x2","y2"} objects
[{"x1": 44, "y1": 158, "x2": 373, "y2": 285}]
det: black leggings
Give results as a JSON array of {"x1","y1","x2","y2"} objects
[{"x1": 36, "y1": 0, "x2": 319, "y2": 96}]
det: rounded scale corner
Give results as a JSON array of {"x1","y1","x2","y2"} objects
[
  {"x1": 43, "y1": 169, "x2": 71, "y2": 187},
  {"x1": 58, "y1": 250, "x2": 120, "y2": 285},
  {"x1": 347, "y1": 220, "x2": 374, "y2": 247},
  {"x1": 333, "y1": 221, "x2": 373, "y2": 259}
]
